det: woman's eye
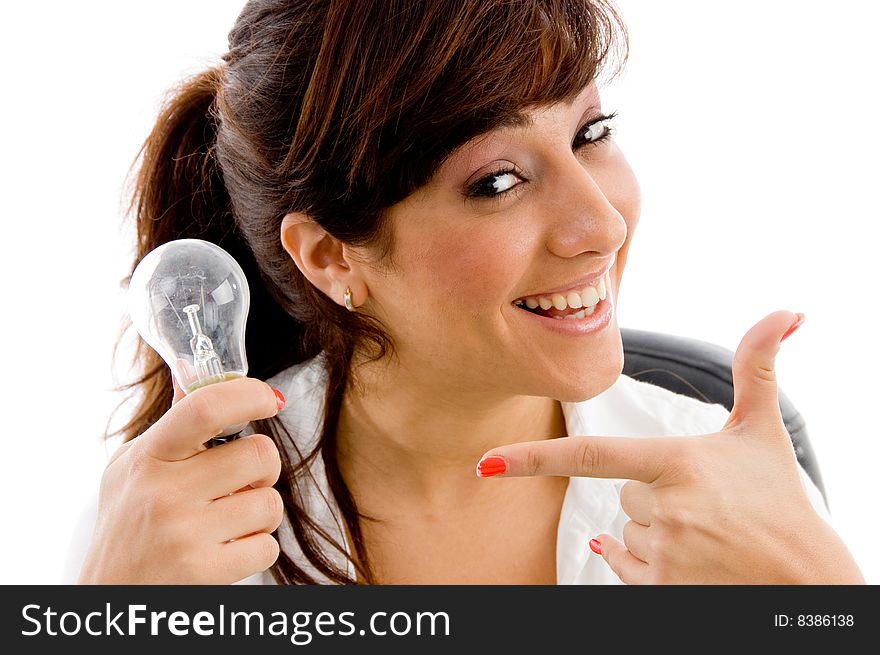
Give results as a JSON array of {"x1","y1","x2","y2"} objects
[
  {"x1": 468, "y1": 170, "x2": 521, "y2": 198},
  {"x1": 575, "y1": 114, "x2": 616, "y2": 147},
  {"x1": 465, "y1": 111, "x2": 617, "y2": 201},
  {"x1": 572, "y1": 111, "x2": 617, "y2": 149}
]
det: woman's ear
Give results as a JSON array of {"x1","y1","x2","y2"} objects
[{"x1": 280, "y1": 212, "x2": 368, "y2": 309}]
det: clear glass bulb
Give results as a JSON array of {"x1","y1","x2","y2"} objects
[{"x1": 128, "y1": 238, "x2": 251, "y2": 438}]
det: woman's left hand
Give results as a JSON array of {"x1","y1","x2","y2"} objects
[{"x1": 476, "y1": 310, "x2": 865, "y2": 584}]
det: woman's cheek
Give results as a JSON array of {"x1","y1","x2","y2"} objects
[{"x1": 413, "y1": 227, "x2": 519, "y2": 308}]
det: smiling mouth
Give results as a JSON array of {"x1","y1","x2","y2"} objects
[{"x1": 513, "y1": 269, "x2": 610, "y2": 319}]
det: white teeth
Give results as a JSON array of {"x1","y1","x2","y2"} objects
[
  {"x1": 516, "y1": 271, "x2": 611, "y2": 312},
  {"x1": 580, "y1": 286, "x2": 599, "y2": 307},
  {"x1": 573, "y1": 309, "x2": 586, "y2": 319}
]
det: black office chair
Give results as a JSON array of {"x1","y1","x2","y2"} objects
[{"x1": 620, "y1": 327, "x2": 828, "y2": 511}]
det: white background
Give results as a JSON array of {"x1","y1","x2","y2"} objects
[{"x1": 1, "y1": 1, "x2": 877, "y2": 584}]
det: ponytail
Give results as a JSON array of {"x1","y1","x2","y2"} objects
[{"x1": 109, "y1": 65, "x2": 305, "y2": 444}]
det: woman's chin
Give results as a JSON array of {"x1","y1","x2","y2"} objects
[
  {"x1": 555, "y1": 371, "x2": 623, "y2": 403},
  {"x1": 549, "y1": 328, "x2": 624, "y2": 402}
]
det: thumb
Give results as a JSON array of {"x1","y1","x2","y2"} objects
[{"x1": 723, "y1": 310, "x2": 804, "y2": 432}]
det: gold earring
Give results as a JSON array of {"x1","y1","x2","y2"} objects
[{"x1": 343, "y1": 286, "x2": 356, "y2": 312}]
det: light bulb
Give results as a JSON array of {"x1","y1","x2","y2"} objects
[{"x1": 128, "y1": 238, "x2": 251, "y2": 441}]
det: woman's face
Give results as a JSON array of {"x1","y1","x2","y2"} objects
[{"x1": 360, "y1": 82, "x2": 640, "y2": 402}]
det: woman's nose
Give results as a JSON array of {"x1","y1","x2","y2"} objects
[{"x1": 544, "y1": 163, "x2": 627, "y2": 259}]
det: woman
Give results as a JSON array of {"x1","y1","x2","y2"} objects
[{"x1": 70, "y1": 0, "x2": 863, "y2": 584}]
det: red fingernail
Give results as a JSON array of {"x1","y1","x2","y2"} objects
[
  {"x1": 476, "y1": 456, "x2": 507, "y2": 477},
  {"x1": 589, "y1": 538, "x2": 603, "y2": 555},
  {"x1": 273, "y1": 388, "x2": 285, "y2": 410},
  {"x1": 780, "y1": 312, "x2": 805, "y2": 342}
]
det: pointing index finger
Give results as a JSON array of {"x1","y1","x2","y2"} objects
[{"x1": 477, "y1": 435, "x2": 676, "y2": 482}]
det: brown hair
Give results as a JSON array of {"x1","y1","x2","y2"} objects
[{"x1": 110, "y1": 0, "x2": 628, "y2": 584}]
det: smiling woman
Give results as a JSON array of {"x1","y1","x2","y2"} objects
[{"x1": 66, "y1": 0, "x2": 863, "y2": 586}]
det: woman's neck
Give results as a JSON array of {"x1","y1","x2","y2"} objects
[{"x1": 335, "y1": 359, "x2": 568, "y2": 513}]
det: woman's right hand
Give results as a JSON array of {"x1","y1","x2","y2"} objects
[{"x1": 77, "y1": 375, "x2": 285, "y2": 584}]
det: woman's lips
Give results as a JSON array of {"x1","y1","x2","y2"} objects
[{"x1": 512, "y1": 280, "x2": 614, "y2": 336}]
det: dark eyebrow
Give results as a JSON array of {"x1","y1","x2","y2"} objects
[
  {"x1": 493, "y1": 102, "x2": 603, "y2": 131},
  {"x1": 496, "y1": 112, "x2": 534, "y2": 129}
]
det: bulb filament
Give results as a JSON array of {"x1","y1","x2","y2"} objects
[{"x1": 182, "y1": 303, "x2": 225, "y2": 381}]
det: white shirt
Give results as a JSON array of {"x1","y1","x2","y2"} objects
[{"x1": 64, "y1": 352, "x2": 832, "y2": 585}]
